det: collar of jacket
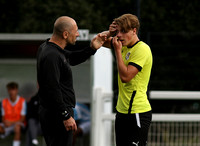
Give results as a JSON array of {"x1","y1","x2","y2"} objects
[{"x1": 46, "y1": 38, "x2": 71, "y2": 58}]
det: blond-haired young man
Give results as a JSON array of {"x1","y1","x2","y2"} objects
[{"x1": 103, "y1": 14, "x2": 152, "y2": 146}]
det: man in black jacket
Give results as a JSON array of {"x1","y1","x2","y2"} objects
[{"x1": 37, "y1": 16, "x2": 106, "y2": 146}]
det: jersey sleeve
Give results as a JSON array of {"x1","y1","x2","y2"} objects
[
  {"x1": 21, "y1": 100, "x2": 27, "y2": 116},
  {"x1": 128, "y1": 47, "x2": 148, "y2": 71}
]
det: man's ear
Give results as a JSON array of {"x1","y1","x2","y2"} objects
[
  {"x1": 132, "y1": 28, "x2": 137, "y2": 35},
  {"x1": 63, "y1": 31, "x2": 69, "y2": 39}
]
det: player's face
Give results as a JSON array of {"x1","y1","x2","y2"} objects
[
  {"x1": 116, "y1": 26, "x2": 136, "y2": 47},
  {"x1": 8, "y1": 88, "x2": 18, "y2": 100},
  {"x1": 67, "y1": 24, "x2": 79, "y2": 45}
]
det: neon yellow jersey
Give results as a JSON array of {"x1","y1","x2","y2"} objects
[{"x1": 116, "y1": 41, "x2": 152, "y2": 114}]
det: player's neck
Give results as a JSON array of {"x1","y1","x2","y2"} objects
[
  {"x1": 49, "y1": 36, "x2": 67, "y2": 50},
  {"x1": 127, "y1": 36, "x2": 140, "y2": 48},
  {"x1": 10, "y1": 96, "x2": 17, "y2": 102}
]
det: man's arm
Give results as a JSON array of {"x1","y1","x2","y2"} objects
[
  {"x1": 19, "y1": 101, "x2": 26, "y2": 123},
  {"x1": 68, "y1": 47, "x2": 96, "y2": 66},
  {"x1": 2, "y1": 116, "x2": 13, "y2": 127},
  {"x1": 103, "y1": 36, "x2": 113, "y2": 49},
  {"x1": 102, "y1": 21, "x2": 117, "y2": 49},
  {"x1": 68, "y1": 33, "x2": 107, "y2": 66},
  {"x1": 2, "y1": 116, "x2": 7, "y2": 125},
  {"x1": 113, "y1": 37, "x2": 139, "y2": 83},
  {"x1": 0, "y1": 103, "x2": 11, "y2": 127},
  {"x1": 19, "y1": 116, "x2": 25, "y2": 123}
]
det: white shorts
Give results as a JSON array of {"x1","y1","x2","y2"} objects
[{"x1": 0, "y1": 122, "x2": 25, "y2": 139}]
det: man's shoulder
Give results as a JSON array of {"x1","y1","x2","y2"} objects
[
  {"x1": 39, "y1": 42, "x2": 64, "y2": 61},
  {"x1": 2, "y1": 98, "x2": 9, "y2": 107},
  {"x1": 1, "y1": 97, "x2": 8, "y2": 105},
  {"x1": 2, "y1": 98, "x2": 9, "y2": 102},
  {"x1": 41, "y1": 41, "x2": 60, "y2": 54}
]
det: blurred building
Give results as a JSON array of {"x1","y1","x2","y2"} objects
[{"x1": 0, "y1": 30, "x2": 94, "y2": 103}]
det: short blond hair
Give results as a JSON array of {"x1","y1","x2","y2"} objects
[{"x1": 114, "y1": 14, "x2": 140, "y2": 34}]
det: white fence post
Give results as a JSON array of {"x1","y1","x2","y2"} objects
[
  {"x1": 91, "y1": 88, "x2": 103, "y2": 146},
  {"x1": 91, "y1": 88, "x2": 113, "y2": 146},
  {"x1": 91, "y1": 47, "x2": 113, "y2": 146}
]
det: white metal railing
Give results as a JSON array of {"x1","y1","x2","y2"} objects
[
  {"x1": 149, "y1": 121, "x2": 200, "y2": 146},
  {"x1": 0, "y1": 31, "x2": 95, "y2": 41},
  {"x1": 149, "y1": 90, "x2": 200, "y2": 100},
  {"x1": 102, "y1": 114, "x2": 200, "y2": 122},
  {"x1": 92, "y1": 89, "x2": 200, "y2": 146}
]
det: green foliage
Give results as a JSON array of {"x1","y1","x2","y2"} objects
[
  {"x1": 0, "y1": 0, "x2": 139, "y2": 33},
  {"x1": 0, "y1": 0, "x2": 200, "y2": 91},
  {"x1": 0, "y1": 0, "x2": 199, "y2": 33},
  {"x1": 141, "y1": 0, "x2": 200, "y2": 32}
]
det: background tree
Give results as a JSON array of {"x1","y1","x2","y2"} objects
[{"x1": 0, "y1": 0, "x2": 200, "y2": 91}]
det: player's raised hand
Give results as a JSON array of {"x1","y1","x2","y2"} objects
[
  {"x1": 109, "y1": 21, "x2": 117, "y2": 37},
  {"x1": 112, "y1": 36, "x2": 122, "y2": 52},
  {"x1": 98, "y1": 22, "x2": 117, "y2": 38},
  {"x1": 90, "y1": 33, "x2": 107, "y2": 50}
]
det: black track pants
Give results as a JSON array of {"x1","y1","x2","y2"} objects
[{"x1": 39, "y1": 106, "x2": 73, "y2": 146}]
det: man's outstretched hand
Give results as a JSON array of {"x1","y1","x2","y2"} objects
[
  {"x1": 90, "y1": 33, "x2": 107, "y2": 50},
  {"x1": 90, "y1": 21, "x2": 117, "y2": 50}
]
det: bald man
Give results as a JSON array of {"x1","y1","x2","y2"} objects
[{"x1": 37, "y1": 16, "x2": 106, "y2": 146}]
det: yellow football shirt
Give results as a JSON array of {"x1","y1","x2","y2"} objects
[{"x1": 116, "y1": 41, "x2": 152, "y2": 114}]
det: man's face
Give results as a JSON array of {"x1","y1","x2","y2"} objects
[
  {"x1": 8, "y1": 88, "x2": 18, "y2": 100},
  {"x1": 67, "y1": 24, "x2": 80, "y2": 45},
  {"x1": 116, "y1": 25, "x2": 136, "y2": 47}
]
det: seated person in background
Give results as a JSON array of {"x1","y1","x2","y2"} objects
[
  {"x1": 26, "y1": 92, "x2": 42, "y2": 146},
  {"x1": 0, "y1": 82, "x2": 26, "y2": 146},
  {"x1": 73, "y1": 102, "x2": 90, "y2": 146}
]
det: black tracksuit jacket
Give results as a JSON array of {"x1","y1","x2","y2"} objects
[{"x1": 37, "y1": 39, "x2": 96, "y2": 118}]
